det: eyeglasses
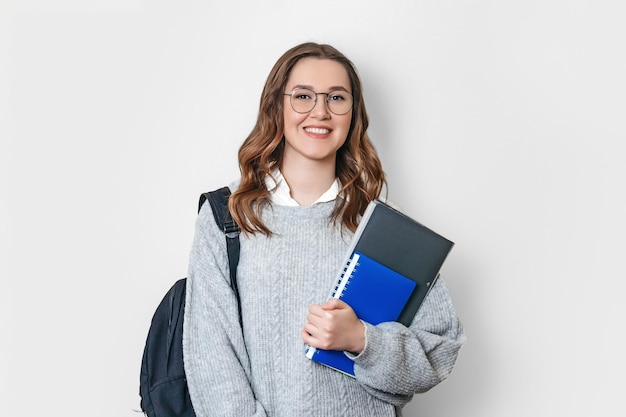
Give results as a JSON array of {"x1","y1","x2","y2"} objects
[{"x1": 283, "y1": 88, "x2": 353, "y2": 115}]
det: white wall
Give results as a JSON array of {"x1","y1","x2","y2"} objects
[{"x1": 2, "y1": 1, "x2": 625, "y2": 416}]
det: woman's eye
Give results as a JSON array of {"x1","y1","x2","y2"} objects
[
  {"x1": 328, "y1": 93, "x2": 346, "y2": 101},
  {"x1": 295, "y1": 94, "x2": 312, "y2": 100}
]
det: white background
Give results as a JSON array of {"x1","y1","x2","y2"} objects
[{"x1": 2, "y1": 1, "x2": 625, "y2": 416}]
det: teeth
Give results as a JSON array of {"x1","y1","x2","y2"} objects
[{"x1": 305, "y1": 127, "x2": 330, "y2": 134}]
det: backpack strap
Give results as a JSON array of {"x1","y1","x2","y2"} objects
[{"x1": 198, "y1": 187, "x2": 242, "y2": 317}]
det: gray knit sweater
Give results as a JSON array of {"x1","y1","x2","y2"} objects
[{"x1": 183, "y1": 193, "x2": 465, "y2": 417}]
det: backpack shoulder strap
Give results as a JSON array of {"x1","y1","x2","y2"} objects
[{"x1": 198, "y1": 187, "x2": 241, "y2": 308}]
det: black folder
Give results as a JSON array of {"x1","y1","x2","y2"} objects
[{"x1": 346, "y1": 200, "x2": 454, "y2": 326}]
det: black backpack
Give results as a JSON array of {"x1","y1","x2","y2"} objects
[{"x1": 139, "y1": 187, "x2": 241, "y2": 417}]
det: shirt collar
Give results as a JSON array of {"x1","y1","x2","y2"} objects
[{"x1": 266, "y1": 168, "x2": 340, "y2": 206}]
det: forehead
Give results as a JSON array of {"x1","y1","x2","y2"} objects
[{"x1": 286, "y1": 58, "x2": 351, "y2": 90}]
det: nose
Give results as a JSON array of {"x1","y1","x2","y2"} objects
[{"x1": 310, "y1": 94, "x2": 331, "y2": 119}]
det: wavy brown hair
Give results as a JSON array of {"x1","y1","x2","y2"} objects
[{"x1": 229, "y1": 42, "x2": 386, "y2": 235}]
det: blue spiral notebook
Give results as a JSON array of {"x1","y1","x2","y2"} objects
[{"x1": 305, "y1": 251, "x2": 417, "y2": 376}]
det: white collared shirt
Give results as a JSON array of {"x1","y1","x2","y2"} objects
[{"x1": 265, "y1": 169, "x2": 340, "y2": 206}]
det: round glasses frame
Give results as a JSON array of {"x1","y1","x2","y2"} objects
[{"x1": 283, "y1": 88, "x2": 353, "y2": 115}]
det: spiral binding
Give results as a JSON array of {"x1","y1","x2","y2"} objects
[{"x1": 331, "y1": 252, "x2": 361, "y2": 299}]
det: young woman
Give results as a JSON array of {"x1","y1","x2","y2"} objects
[{"x1": 183, "y1": 42, "x2": 465, "y2": 417}]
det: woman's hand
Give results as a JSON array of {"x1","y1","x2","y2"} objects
[{"x1": 301, "y1": 299, "x2": 365, "y2": 354}]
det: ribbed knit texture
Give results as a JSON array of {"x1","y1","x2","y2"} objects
[{"x1": 183, "y1": 194, "x2": 465, "y2": 417}]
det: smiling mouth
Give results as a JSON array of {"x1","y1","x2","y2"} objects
[{"x1": 304, "y1": 127, "x2": 331, "y2": 134}]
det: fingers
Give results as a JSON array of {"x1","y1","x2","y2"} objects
[
  {"x1": 304, "y1": 309, "x2": 335, "y2": 335},
  {"x1": 307, "y1": 303, "x2": 328, "y2": 318},
  {"x1": 306, "y1": 299, "x2": 353, "y2": 327},
  {"x1": 303, "y1": 304, "x2": 337, "y2": 350},
  {"x1": 302, "y1": 300, "x2": 364, "y2": 352},
  {"x1": 320, "y1": 298, "x2": 347, "y2": 310},
  {"x1": 301, "y1": 328, "x2": 326, "y2": 349},
  {"x1": 302, "y1": 319, "x2": 336, "y2": 350}
]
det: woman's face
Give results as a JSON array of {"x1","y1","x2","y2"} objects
[{"x1": 282, "y1": 58, "x2": 352, "y2": 167}]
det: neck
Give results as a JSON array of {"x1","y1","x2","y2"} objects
[{"x1": 280, "y1": 157, "x2": 336, "y2": 206}]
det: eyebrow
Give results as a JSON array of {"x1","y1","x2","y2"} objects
[{"x1": 289, "y1": 84, "x2": 351, "y2": 93}]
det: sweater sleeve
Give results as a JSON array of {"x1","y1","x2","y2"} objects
[
  {"x1": 350, "y1": 278, "x2": 465, "y2": 407},
  {"x1": 182, "y1": 202, "x2": 267, "y2": 417}
]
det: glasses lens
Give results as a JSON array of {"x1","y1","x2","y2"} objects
[
  {"x1": 290, "y1": 88, "x2": 316, "y2": 113},
  {"x1": 288, "y1": 88, "x2": 353, "y2": 115},
  {"x1": 326, "y1": 90, "x2": 353, "y2": 115}
]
